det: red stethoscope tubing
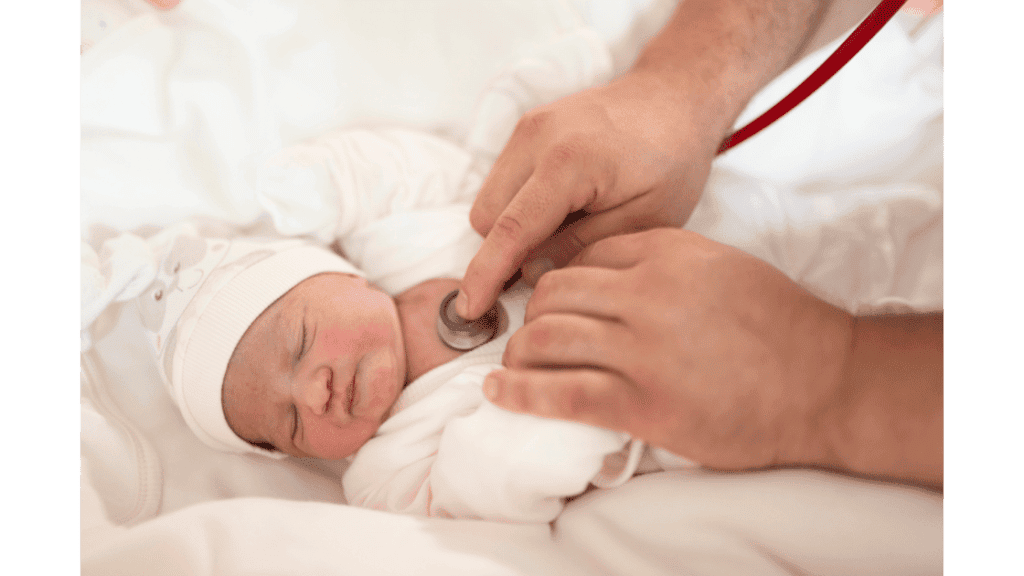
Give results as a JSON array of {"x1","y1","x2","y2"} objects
[{"x1": 716, "y1": 0, "x2": 909, "y2": 155}]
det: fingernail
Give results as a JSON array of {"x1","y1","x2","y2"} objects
[
  {"x1": 483, "y1": 373, "x2": 503, "y2": 402},
  {"x1": 523, "y1": 257, "x2": 555, "y2": 283},
  {"x1": 455, "y1": 290, "x2": 470, "y2": 318}
]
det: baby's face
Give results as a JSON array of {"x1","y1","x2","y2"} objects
[{"x1": 222, "y1": 273, "x2": 406, "y2": 459}]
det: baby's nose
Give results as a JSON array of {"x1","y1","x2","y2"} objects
[{"x1": 296, "y1": 367, "x2": 332, "y2": 416}]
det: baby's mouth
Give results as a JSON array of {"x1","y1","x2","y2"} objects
[
  {"x1": 327, "y1": 367, "x2": 356, "y2": 419},
  {"x1": 324, "y1": 371, "x2": 335, "y2": 415},
  {"x1": 347, "y1": 359, "x2": 360, "y2": 416}
]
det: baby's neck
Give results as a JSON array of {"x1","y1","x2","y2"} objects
[{"x1": 395, "y1": 278, "x2": 466, "y2": 383}]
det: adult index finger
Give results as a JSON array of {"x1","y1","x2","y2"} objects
[
  {"x1": 468, "y1": 135, "x2": 535, "y2": 237},
  {"x1": 457, "y1": 163, "x2": 594, "y2": 319}
]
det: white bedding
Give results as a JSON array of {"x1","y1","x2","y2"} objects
[{"x1": 80, "y1": 1, "x2": 943, "y2": 574}]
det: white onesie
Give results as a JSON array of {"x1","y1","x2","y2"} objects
[
  {"x1": 81, "y1": 123, "x2": 696, "y2": 523},
  {"x1": 342, "y1": 284, "x2": 657, "y2": 523},
  {"x1": 256, "y1": 126, "x2": 696, "y2": 523}
]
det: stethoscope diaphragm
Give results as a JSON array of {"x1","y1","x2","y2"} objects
[{"x1": 436, "y1": 289, "x2": 500, "y2": 351}]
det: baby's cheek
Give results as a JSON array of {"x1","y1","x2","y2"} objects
[
  {"x1": 320, "y1": 322, "x2": 393, "y2": 357},
  {"x1": 306, "y1": 419, "x2": 377, "y2": 460},
  {"x1": 320, "y1": 326, "x2": 359, "y2": 357}
]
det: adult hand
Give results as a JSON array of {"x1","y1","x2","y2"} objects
[
  {"x1": 485, "y1": 228, "x2": 853, "y2": 471},
  {"x1": 455, "y1": 69, "x2": 725, "y2": 321},
  {"x1": 456, "y1": 0, "x2": 833, "y2": 321},
  {"x1": 485, "y1": 228, "x2": 943, "y2": 488}
]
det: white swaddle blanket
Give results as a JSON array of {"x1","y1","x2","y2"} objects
[
  {"x1": 81, "y1": 2, "x2": 622, "y2": 532},
  {"x1": 81, "y1": 1, "x2": 943, "y2": 574}
]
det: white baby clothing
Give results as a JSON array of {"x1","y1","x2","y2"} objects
[
  {"x1": 262, "y1": 127, "x2": 695, "y2": 522},
  {"x1": 82, "y1": 123, "x2": 694, "y2": 524},
  {"x1": 342, "y1": 284, "x2": 653, "y2": 523}
]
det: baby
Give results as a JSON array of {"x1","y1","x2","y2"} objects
[
  {"x1": 140, "y1": 128, "x2": 693, "y2": 523},
  {"x1": 221, "y1": 268, "x2": 468, "y2": 460}
]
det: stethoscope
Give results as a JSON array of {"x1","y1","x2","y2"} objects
[{"x1": 438, "y1": 0, "x2": 909, "y2": 351}]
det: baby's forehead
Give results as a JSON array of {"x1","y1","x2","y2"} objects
[
  {"x1": 258, "y1": 285, "x2": 304, "y2": 335},
  {"x1": 223, "y1": 303, "x2": 292, "y2": 437},
  {"x1": 231, "y1": 297, "x2": 293, "y2": 372},
  {"x1": 248, "y1": 272, "x2": 346, "y2": 342}
]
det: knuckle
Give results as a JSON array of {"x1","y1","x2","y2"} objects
[
  {"x1": 514, "y1": 110, "x2": 550, "y2": 140},
  {"x1": 490, "y1": 211, "x2": 527, "y2": 246},
  {"x1": 503, "y1": 319, "x2": 559, "y2": 367},
  {"x1": 524, "y1": 317, "x2": 557, "y2": 354},
  {"x1": 586, "y1": 146, "x2": 616, "y2": 195},
  {"x1": 543, "y1": 140, "x2": 584, "y2": 171},
  {"x1": 556, "y1": 378, "x2": 594, "y2": 419}
]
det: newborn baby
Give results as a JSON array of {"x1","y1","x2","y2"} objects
[
  {"x1": 138, "y1": 126, "x2": 694, "y2": 523},
  {"x1": 222, "y1": 271, "x2": 466, "y2": 460},
  {"x1": 140, "y1": 229, "x2": 694, "y2": 523}
]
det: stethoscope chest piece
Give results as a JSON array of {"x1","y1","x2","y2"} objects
[{"x1": 437, "y1": 289, "x2": 500, "y2": 351}]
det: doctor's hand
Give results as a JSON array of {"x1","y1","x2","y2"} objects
[
  {"x1": 486, "y1": 228, "x2": 852, "y2": 471},
  {"x1": 484, "y1": 229, "x2": 944, "y2": 488},
  {"x1": 454, "y1": 0, "x2": 834, "y2": 322},
  {"x1": 454, "y1": 69, "x2": 730, "y2": 321}
]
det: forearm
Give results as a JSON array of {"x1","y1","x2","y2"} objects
[
  {"x1": 823, "y1": 313, "x2": 944, "y2": 490},
  {"x1": 630, "y1": 0, "x2": 831, "y2": 135}
]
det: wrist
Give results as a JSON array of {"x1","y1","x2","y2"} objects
[
  {"x1": 819, "y1": 314, "x2": 944, "y2": 488},
  {"x1": 627, "y1": 0, "x2": 830, "y2": 141},
  {"x1": 617, "y1": 67, "x2": 739, "y2": 144},
  {"x1": 777, "y1": 300, "x2": 856, "y2": 472}
]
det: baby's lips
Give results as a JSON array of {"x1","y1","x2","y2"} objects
[
  {"x1": 344, "y1": 371, "x2": 357, "y2": 418},
  {"x1": 351, "y1": 351, "x2": 398, "y2": 419},
  {"x1": 323, "y1": 371, "x2": 356, "y2": 424},
  {"x1": 323, "y1": 370, "x2": 334, "y2": 416}
]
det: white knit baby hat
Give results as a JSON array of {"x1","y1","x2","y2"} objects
[{"x1": 137, "y1": 231, "x2": 362, "y2": 457}]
